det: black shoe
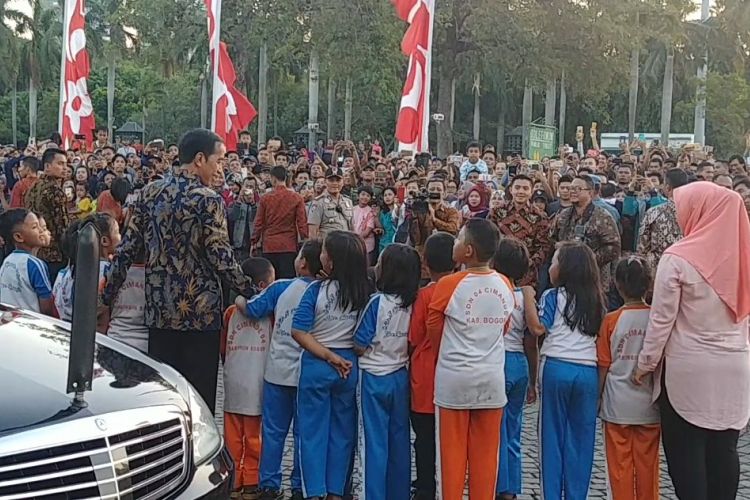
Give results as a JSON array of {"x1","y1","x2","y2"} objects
[
  {"x1": 257, "y1": 488, "x2": 283, "y2": 500},
  {"x1": 289, "y1": 490, "x2": 304, "y2": 500}
]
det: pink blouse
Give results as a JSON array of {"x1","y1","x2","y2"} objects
[
  {"x1": 638, "y1": 253, "x2": 750, "y2": 430},
  {"x1": 353, "y1": 205, "x2": 376, "y2": 254}
]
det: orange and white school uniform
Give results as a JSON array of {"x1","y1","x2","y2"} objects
[
  {"x1": 221, "y1": 305, "x2": 273, "y2": 491},
  {"x1": 427, "y1": 270, "x2": 514, "y2": 500},
  {"x1": 597, "y1": 304, "x2": 660, "y2": 500}
]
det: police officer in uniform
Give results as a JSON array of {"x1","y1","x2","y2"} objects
[{"x1": 308, "y1": 170, "x2": 353, "y2": 240}]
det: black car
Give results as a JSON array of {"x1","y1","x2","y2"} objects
[{"x1": 0, "y1": 306, "x2": 234, "y2": 499}]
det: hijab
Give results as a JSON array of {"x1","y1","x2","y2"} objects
[
  {"x1": 464, "y1": 183, "x2": 490, "y2": 217},
  {"x1": 666, "y1": 181, "x2": 750, "y2": 322}
]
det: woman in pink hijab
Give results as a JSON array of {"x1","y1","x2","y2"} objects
[{"x1": 634, "y1": 181, "x2": 750, "y2": 500}]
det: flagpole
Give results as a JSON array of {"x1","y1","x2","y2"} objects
[
  {"x1": 421, "y1": 0, "x2": 435, "y2": 153},
  {"x1": 58, "y1": 0, "x2": 69, "y2": 144},
  {"x1": 209, "y1": 0, "x2": 222, "y2": 132}
]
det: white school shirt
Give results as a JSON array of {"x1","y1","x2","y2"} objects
[
  {"x1": 222, "y1": 306, "x2": 273, "y2": 416},
  {"x1": 246, "y1": 277, "x2": 312, "y2": 387},
  {"x1": 354, "y1": 293, "x2": 411, "y2": 376},
  {"x1": 599, "y1": 306, "x2": 660, "y2": 425},
  {"x1": 430, "y1": 270, "x2": 514, "y2": 410},
  {"x1": 0, "y1": 250, "x2": 52, "y2": 313},
  {"x1": 504, "y1": 288, "x2": 526, "y2": 353},
  {"x1": 53, "y1": 260, "x2": 109, "y2": 321},
  {"x1": 108, "y1": 265, "x2": 148, "y2": 352},
  {"x1": 292, "y1": 280, "x2": 360, "y2": 349},
  {"x1": 538, "y1": 287, "x2": 598, "y2": 366}
]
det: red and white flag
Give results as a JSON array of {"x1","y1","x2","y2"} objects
[
  {"x1": 59, "y1": 0, "x2": 95, "y2": 149},
  {"x1": 393, "y1": 0, "x2": 434, "y2": 153},
  {"x1": 205, "y1": 0, "x2": 257, "y2": 151}
]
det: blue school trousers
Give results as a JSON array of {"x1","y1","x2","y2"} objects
[
  {"x1": 358, "y1": 368, "x2": 410, "y2": 500},
  {"x1": 259, "y1": 381, "x2": 301, "y2": 491},
  {"x1": 297, "y1": 349, "x2": 358, "y2": 498},
  {"x1": 497, "y1": 351, "x2": 529, "y2": 495},
  {"x1": 539, "y1": 357, "x2": 598, "y2": 500}
]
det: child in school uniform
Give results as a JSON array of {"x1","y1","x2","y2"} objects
[
  {"x1": 532, "y1": 242, "x2": 606, "y2": 500},
  {"x1": 222, "y1": 257, "x2": 276, "y2": 500},
  {"x1": 291, "y1": 231, "x2": 371, "y2": 500},
  {"x1": 234, "y1": 240, "x2": 323, "y2": 500},
  {"x1": 492, "y1": 238, "x2": 539, "y2": 500},
  {"x1": 598, "y1": 256, "x2": 660, "y2": 500},
  {"x1": 408, "y1": 232, "x2": 456, "y2": 500},
  {"x1": 353, "y1": 243, "x2": 422, "y2": 500},
  {"x1": 53, "y1": 214, "x2": 120, "y2": 321},
  {"x1": 106, "y1": 247, "x2": 148, "y2": 351},
  {"x1": 427, "y1": 218, "x2": 515, "y2": 500},
  {"x1": 0, "y1": 209, "x2": 54, "y2": 315}
]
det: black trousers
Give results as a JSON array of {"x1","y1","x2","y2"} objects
[
  {"x1": 263, "y1": 252, "x2": 297, "y2": 279},
  {"x1": 660, "y1": 383, "x2": 740, "y2": 500},
  {"x1": 149, "y1": 328, "x2": 220, "y2": 414},
  {"x1": 411, "y1": 411, "x2": 436, "y2": 497},
  {"x1": 45, "y1": 261, "x2": 65, "y2": 283}
]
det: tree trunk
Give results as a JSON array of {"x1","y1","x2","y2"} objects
[
  {"x1": 559, "y1": 70, "x2": 567, "y2": 147},
  {"x1": 628, "y1": 11, "x2": 640, "y2": 143},
  {"x1": 449, "y1": 77, "x2": 456, "y2": 129},
  {"x1": 693, "y1": 0, "x2": 710, "y2": 145},
  {"x1": 257, "y1": 42, "x2": 269, "y2": 144},
  {"x1": 436, "y1": 71, "x2": 454, "y2": 157},
  {"x1": 326, "y1": 78, "x2": 336, "y2": 141},
  {"x1": 522, "y1": 80, "x2": 533, "y2": 157},
  {"x1": 11, "y1": 81, "x2": 18, "y2": 146},
  {"x1": 473, "y1": 73, "x2": 480, "y2": 141},
  {"x1": 660, "y1": 47, "x2": 675, "y2": 147},
  {"x1": 307, "y1": 50, "x2": 320, "y2": 150},
  {"x1": 496, "y1": 82, "x2": 505, "y2": 155},
  {"x1": 273, "y1": 74, "x2": 278, "y2": 137},
  {"x1": 107, "y1": 59, "x2": 116, "y2": 141},
  {"x1": 28, "y1": 78, "x2": 37, "y2": 140},
  {"x1": 344, "y1": 77, "x2": 353, "y2": 140},
  {"x1": 545, "y1": 79, "x2": 556, "y2": 127},
  {"x1": 142, "y1": 99, "x2": 147, "y2": 143}
]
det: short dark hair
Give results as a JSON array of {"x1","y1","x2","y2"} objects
[
  {"x1": 42, "y1": 148, "x2": 65, "y2": 169},
  {"x1": 424, "y1": 232, "x2": 455, "y2": 273},
  {"x1": 102, "y1": 145, "x2": 116, "y2": 154},
  {"x1": 466, "y1": 141, "x2": 481, "y2": 152},
  {"x1": 299, "y1": 239, "x2": 323, "y2": 277},
  {"x1": 575, "y1": 175, "x2": 595, "y2": 191},
  {"x1": 463, "y1": 218, "x2": 500, "y2": 262},
  {"x1": 600, "y1": 183, "x2": 616, "y2": 198},
  {"x1": 21, "y1": 157, "x2": 40, "y2": 173},
  {"x1": 270, "y1": 166, "x2": 287, "y2": 182},
  {"x1": 697, "y1": 161, "x2": 713, "y2": 171},
  {"x1": 178, "y1": 129, "x2": 223, "y2": 165},
  {"x1": 558, "y1": 175, "x2": 574, "y2": 184},
  {"x1": 509, "y1": 174, "x2": 533, "y2": 188},
  {"x1": 729, "y1": 154, "x2": 746, "y2": 166},
  {"x1": 111, "y1": 177, "x2": 130, "y2": 204},
  {"x1": 649, "y1": 157, "x2": 664, "y2": 167},
  {"x1": 241, "y1": 257, "x2": 275, "y2": 284},
  {"x1": 733, "y1": 175, "x2": 750, "y2": 191},
  {"x1": 617, "y1": 163, "x2": 634, "y2": 172},
  {"x1": 646, "y1": 171, "x2": 663, "y2": 184},
  {"x1": 614, "y1": 256, "x2": 651, "y2": 300},
  {"x1": 492, "y1": 237, "x2": 529, "y2": 282},
  {"x1": 664, "y1": 168, "x2": 689, "y2": 190},
  {"x1": 0, "y1": 208, "x2": 30, "y2": 251}
]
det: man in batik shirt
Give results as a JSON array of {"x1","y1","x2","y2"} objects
[
  {"x1": 490, "y1": 174, "x2": 552, "y2": 287},
  {"x1": 103, "y1": 129, "x2": 254, "y2": 412},
  {"x1": 551, "y1": 174, "x2": 621, "y2": 293},
  {"x1": 637, "y1": 168, "x2": 689, "y2": 271}
]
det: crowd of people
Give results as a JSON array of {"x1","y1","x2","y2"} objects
[{"x1": 0, "y1": 126, "x2": 748, "y2": 500}]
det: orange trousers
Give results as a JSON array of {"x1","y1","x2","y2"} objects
[
  {"x1": 437, "y1": 407, "x2": 503, "y2": 500},
  {"x1": 224, "y1": 412, "x2": 262, "y2": 489},
  {"x1": 603, "y1": 422, "x2": 661, "y2": 500}
]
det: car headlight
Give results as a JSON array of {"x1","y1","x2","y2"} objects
[{"x1": 187, "y1": 383, "x2": 222, "y2": 465}]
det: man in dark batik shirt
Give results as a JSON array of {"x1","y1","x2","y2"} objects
[
  {"x1": 103, "y1": 129, "x2": 254, "y2": 412},
  {"x1": 490, "y1": 174, "x2": 552, "y2": 287},
  {"x1": 551, "y1": 174, "x2": 621, "y2": 293}
]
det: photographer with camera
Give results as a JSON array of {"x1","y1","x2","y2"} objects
[{"x1": 409, "y1": 176, "x2": 459, "y2": 280}]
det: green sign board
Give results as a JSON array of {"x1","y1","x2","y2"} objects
[{"x1": 528, "y1": 124, "x2": 557, "y2": 160}]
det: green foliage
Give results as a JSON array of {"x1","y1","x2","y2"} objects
[{"x1": 0, "y1": 0, "x2": 749, "y2": 155}]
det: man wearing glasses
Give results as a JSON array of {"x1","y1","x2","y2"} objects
[{"x1": 551, "y1": 174, "x2": 621, "y2": 294}]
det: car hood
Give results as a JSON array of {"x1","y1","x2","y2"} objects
[{"x1": 0, "y1": 309, "x2": 189, "y2": 436}]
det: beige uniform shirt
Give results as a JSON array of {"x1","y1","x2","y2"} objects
[{"x1": 308, "y1": 192, "x2": 353, "y2": 239}]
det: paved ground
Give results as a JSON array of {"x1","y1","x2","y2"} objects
[{"x1": 215, "y1": 372, "x2": 750, "y2": 499}]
